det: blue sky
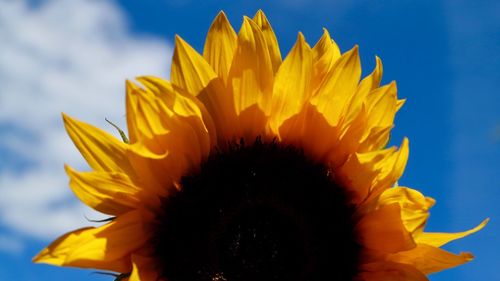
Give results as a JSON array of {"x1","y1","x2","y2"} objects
[{"x1": 0, "y1": 0, "x2": 498, "y2": 280}]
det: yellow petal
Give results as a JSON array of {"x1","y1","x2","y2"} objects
[
  {"x1": 375, "y1": 187, "x2": 434, "y2": 234},
  {"x1": 252, "y1": 10, "x2": 282, "y2": 73},
  {"x1": 312, "y1": 28, "x2": 341, "y2": 64},
  {"x1": 357, "y1": 56, "x2": 383, "y2": 99},
  {"x1": 128, "y1": 81, "x2": 209, "y2": 162},
  {"x1": 311, "y1": 28, "x2": 341, "y2": 92},
  {"x1": 136, "y1": 76, "x2": 216, "y2": 150},
  {"x1": 359, "y1": 82, "x2": 398, "y2": 151},
  {"x1": 65, "y1": 165, "x2": 140, "y2": 216},
  {"x1": 415, "y1": 218, "x2": 489, "y2": 247},
  {"x1": 359, "y1": 261, "x2": 428, "y2": 281},
  {"x1": 345, "y1": 56, "x2": 383, "y2": 125},
  {"x1": 310, "y1": 45, "x2": 361, "y2": 126},
  {"x1": 227, "y1": 17, "x2": 275, "y2": 140},
  {"x1": 127, "y1": 83, "x2": 213, "y2": 195},
  {"x1": 365, "y1": 82, "x2": 398, "y2": 126},
  {"x1": 33, "y1": 210, "x2": 148, "y2": 273},
  {"x1": 338, "y1": 138, "x2": 409, "y2": 203},
  {"x1": 389, "y1": 244, "x2": 474, "y2": 275},
  {"x1": 203, "y1": 11, "x2": 237, "y2": 83},
  {"x1": 357, "y1": 203, "x2": 416, "y2": 253},
  {"x1": 229, "y1": 17, "x2": 274, "y2": 115},
  {"x1": 62, "y1": 114, "x2": 136, "y2": 176},
  {"x1": 128, "y1": 254, "x2": 159, "y2": 281},
  {"x1": 279, "y1": 103, "x2": 340, "y2": 162},
  {"x1": 269, "y1": 32, "x2": 313, "y2": 135},
  {"x1": 327, "y1": 104, "x2": 367, "y2": 167},
  {"x1": 171, "y1": 35, "x2": 217, "y2": 95},
  {"x1": 396, "y1": 98, "x2": 406, "y2": 111}
]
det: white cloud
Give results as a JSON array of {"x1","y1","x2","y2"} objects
[{"x1": 0, "y1": 0, "x2": 172, "y2": 246}]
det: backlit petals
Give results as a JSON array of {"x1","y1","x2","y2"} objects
[
  {"x1": 228, "y1": 17, "x2": 274, "y2": 139},
  {"x1": 171, "y1": 35, "x2": 217, "y2": 96},
  {"x1": 136, "y1": 76, "x2": 216, "y2": 149},
  {"x1": 203, "y1": 11, "x2": 237, "y2": 83},
  {"x1": 279, "y1": 103, "x2": 340, "y2": 162},
  {"x1": 415, "y1": 218, "x2": 489, "y2": 247},
  {"x1": 127, "y1": 81, "x2": 210, "y2": 160},
  {"x1": 375, "y1": 187, "x2": 434, "y2": 234},
  {"x1": 33, "y1": 211, "x2": 148, "y2": 273},
  {"x1": 339, "y1": 138, "x2": 409, "y2": 203},
  {"x1": 388, "y1": 244, "x2": 474, "y2": 275},
  {"x1": 252, "y1": 10, "x2": 282, "y2": 73},
  {"x1": 356, "y1": 56, "x2": 383, "y2": 99},
  {"x1": 357, "y1": 203, "x2": 416, "y2": 254},
  {"x1": 269, "y1": 33, "x2": 313, "y2": 135},
  {"x1": 310, "y1": 46, "x2": 361, "y2": 126},
  {"x1": 65, "y1": 165, "x2": 140, "y2": 216},
  {"x1": 39, "y1": 12, "x2": 486, "y2": 280},
  {"x1": 229, "y1": 17, "x2": 274, "y2": 114},
  {"x1": 345, "y1": 56, "x2": 383, "y2": 125},
  {"x1": 359, "y1": 261, "x2": 428, "y2": 281},
  {"x1": 141, "y1": 70, "x2": 235, "y2": 144},
  {"x1": 311, "y1": 28, "x2": 341, "y2": 91},
  {"x1": 358, "y1": 82, "x2": 398, "y2": 151},
  {"x1": 62, "y1": 114, "x2": 136, "y2": 176}
]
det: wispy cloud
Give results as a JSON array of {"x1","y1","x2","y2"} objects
[{"x1": 0, "y1": 0, "x2": 172, "y2": 248}]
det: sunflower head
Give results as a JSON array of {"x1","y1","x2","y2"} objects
[{"x1": 34, "y1": 10, "x2": 487, "y2": 281}]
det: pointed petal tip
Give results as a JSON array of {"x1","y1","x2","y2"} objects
[
  {"x1": 343, "y1": 45, "x2": 360, "y2": 58},
  {"x1": 253, "y1": 9, "x2": 267, "y2": 21},
  {"x1": 32, "y1": 250, "x2": 44, "y2": 263},
  {"x1": 174, "y1": 34, "x2": 188, "y2": 46},
  {"x1": 213, "y1": 11, "x2": 230, "y2": 25},
  {"x1": 297, "y1": 32, "x2": 305, "y2": 42},
  {"x1": 63, "y1": 163, "x2": 73, "y2": 174},
  {"x1": 321, "y1": 27, "x2": 331, "y2": 36},
  {"x1": 401, "y1": 137, "x2": 410, "y2": 147},
  {"x1": 216, "y1": 10, "x2": 227, "y2": 18},
  {"x1": 61, "y1": 112, "x2": 73, "y2": 125},
  {"x1": 32, "y1": 246, "x2": 58, "y2": 265},
  {"x1": 476, "y1": 217, "x2": 490, "y2": 231}
]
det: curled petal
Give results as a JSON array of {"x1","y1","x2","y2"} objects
[
  {"x1": 374, "y1": 187, "x2": 435, "y2": 234},
  {"x1": 415, "y1": 218, "x2": 489, "y2": 247}
]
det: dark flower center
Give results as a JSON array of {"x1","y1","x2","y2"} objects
[{"x1": 151, "y1": 139, "x2": 361, "y2": 281}]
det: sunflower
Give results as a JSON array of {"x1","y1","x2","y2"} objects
[{"x1": 34, "y1": 11, "x2": 487, "y2": 281}]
